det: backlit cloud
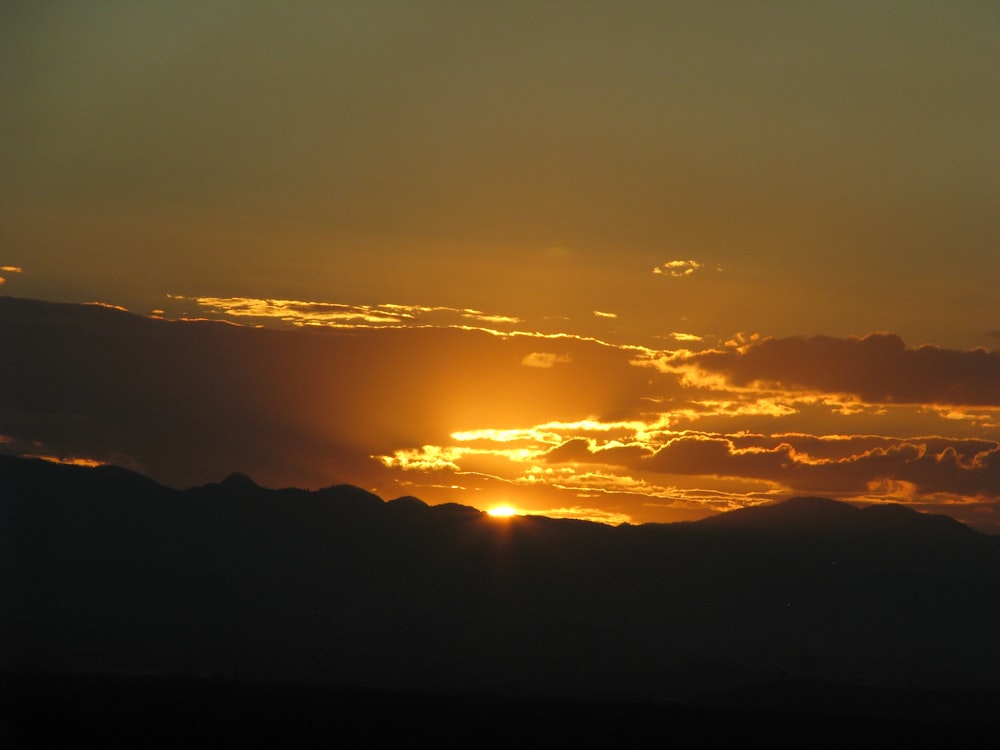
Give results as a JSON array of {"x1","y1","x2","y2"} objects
[
  {"x1": 86, "y1": 302, "x2": 130, "y2": 312},
  {"x1": 5, "y1": 297, "x2": 1000, "y2": 531},
  {"x1": 169, "y1": 296, "x2": 524, "y2": 330},
  {"x1": 0, "y1": 265, "x2": 22, "y2": 285},
  {"x1": 653, "y1": 260, "x2": 702, "y2": 277},
  {"x1": 462, "y1": 309, "x2": 522, "y2": 325},
  {"x1": 658, "y1": 333, "x2": 1000, "y2": 406},
  {"x1": 528, "y1": 506, "x2": 633, "y2": 525}
]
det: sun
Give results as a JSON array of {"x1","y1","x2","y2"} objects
[{"x1": 487, "y1": 504, "x2": 518, "y2": 518}]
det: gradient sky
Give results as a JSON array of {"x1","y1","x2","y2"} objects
[{"x1": 3, "y1": 2, "x2": 1000, "y2": 530}]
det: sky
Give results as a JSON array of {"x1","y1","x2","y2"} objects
[{"x1": 2, "y1": 2, "x2": 1000, "y2": 530}]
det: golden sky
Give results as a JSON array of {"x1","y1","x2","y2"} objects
[{"x1": 2, "y1": 2, "x2": 999, "y2": 530}]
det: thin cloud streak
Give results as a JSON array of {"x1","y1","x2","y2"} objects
[{"x1": 521, "y1": 352, "x2": 572, "y2": 368}]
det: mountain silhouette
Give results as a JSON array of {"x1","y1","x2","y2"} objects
[
  {"x1": 697, "y1": 494, "x2": 974, "y2": 537},
  {"x1": 2, "y1": 454, "x2": 999, "y2": 743},
  {"x1": 219, "y1": 471, "x2": 259, "y2": 490},
  {"x1": 698, "y1": 494, "x2": 868, "y2": 529}
]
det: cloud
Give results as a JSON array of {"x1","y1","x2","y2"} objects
[
  {"x1": 86, "y1": 301, "x2": 130, "y2": 311},
  {"x1": 670, "y1": 332, "x2": 703, "y2": 342},
  {"x1": 593, "y1": 310, "x2": 618, "y2": 319},
  {"x1": 462, "y1": 309, "x2": 522, "y2": 325},
  {"x1": 169, "y1": 296, "x2": 524, "y2": 330},
  {"x1": 543, "y1": 438, "x2": 594, "y2": 463},
  {"x1": 653, "y1": 260, "x2": 702, "y2": 277},
  {"x1": 527, "y1": 506, "x2": 633, "y2": 525},
  {"x1": 0, "y1": 296, "x2": 649, "y2": 495},
  {"x1": 521, "y1": 352, "x2": 572, "y2": 368},
  {"x1": 5, "y1": 297, "x2": 1000, "y2": 529},
  {"x1": 0, "y1": 433, "x2": 143, "y2": 473},
  {"x1": 656, "y1": 333, "x2": 1000, "y2": 406},
  {"x1": 532, "y1": 428, "x2": 1000, "y2": 510},
  {"x1": 178, "y1": 296, "x2": 409, "y2": 325},
  {"x1": 465, "y1": 313, "x2": 522, "y2": 325},
  {"x1": 637, "y1": 433, "x2": 1000, "y2": 502},
  {"x1": 0, "y1": 265, "x2": 23, "y2": 285}
]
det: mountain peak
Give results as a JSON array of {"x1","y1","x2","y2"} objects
[
  {"x1": 696, "y1": 496, "x2": 859, "y2": 530},
  {"x1": 387, "y1": 495, "x2": 428, "y2": 510},
  {"x1": 695, "y1": 495, "x2": 979, "y2": 539},
  {"x1": 219, "y1": 472, "x2": 258, "y2": 490}
]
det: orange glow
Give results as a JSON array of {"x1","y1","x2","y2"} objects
[
  {"x1": 30, "y1": 454, "x2": 105, "y2": 468},
  {"x1": 487, "y1": 505, "x2": 519, "y2": 518}
]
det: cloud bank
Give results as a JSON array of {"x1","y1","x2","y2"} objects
[{"x1": 3, "y1": 297, "x2": 999, "y2": 531}]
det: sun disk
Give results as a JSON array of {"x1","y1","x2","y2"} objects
[{"x1": 487, "y1": 505, "x2": 518, "y2": 518}]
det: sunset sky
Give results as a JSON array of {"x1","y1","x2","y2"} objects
[{"x1": 3, "y1": 2, "x2": 999, "y2": 530}]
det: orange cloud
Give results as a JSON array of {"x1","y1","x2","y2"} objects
[
  {"x1": 521, "y1": 352, "x2": 572, "y2": 368},
  {"x1": 86, "y1": 301, "x2": 130, "y2": 311},
  {"x1": 638, "y1": 434, "x2": 1000, "y2": 501},
  {"x1": 0, "y1": 265, "x2": 22, "y2": 285},
  {"x1": 653, "y1": 260, "x2": 702, "y2": 277},
  {"x1": 5, "y1": 296, "x2": 1000, "y2": 530},
  {"x1": 168, "y1": 295, "x2": 529, "y2": 331}
]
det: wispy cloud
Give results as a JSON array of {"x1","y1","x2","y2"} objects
[
  {"x1": 527, "y1": 506, "x2": 633, "y2": 525},
  {"x1": 593, "y1": 310, "x2": 618, "y2": 319},
  {"x1": 521, "y1": 352, "x2": 572, "y2": 368},
  {"x1": 0, "y1": 265, "x2": 23, "y2": 285},
  {"x1": 86, "y1": 301, "x2": 130, "y2": 311},
  {"x1": 167, "y1": 295, "x2": 525, "y2": 331}
]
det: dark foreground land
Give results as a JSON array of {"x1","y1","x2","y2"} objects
[
  {"x1": 3, "y1": 671, "x2": 999, "y2": 748},
  {"x1": 4, "y1": 455, "x2": 1000, "y2": 746}
]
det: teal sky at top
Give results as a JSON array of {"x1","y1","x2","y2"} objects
[{"x1": 2, "y1": 1, "x2": 998, "y2": 349}]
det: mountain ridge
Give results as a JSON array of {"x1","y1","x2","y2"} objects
[
  {"x1": 2, "y1": 453, "x2": 999, "y2": 707},
  {"x1": 0, "y1": 452, "x2": 980, "y2": 536}
]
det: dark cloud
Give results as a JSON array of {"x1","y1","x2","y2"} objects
[
  {"x1": 4, "y1": 298, "x2": 1000, "y2": 525},
  {"x1": 644, "y1": 436, "x2": 794, "y2": 480},
  {"x1": 673, "y1": 333, "x2": 1000, "y2": 406},
  {"x1": 0, "y1": 297, "x2": 647, "y2": 492},
  {"x1": 544, "y1": 438, "x2": 593, "y2": 464},
  {"x1": 728, "y1": 433, "x2": 998, "y2": 464},
  {"x1": 544, "y1": 438, "x2": 650, "y2": 467},
  {"x1": 544, "y1": 430, "x2": 1000, "y2": 503}
]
